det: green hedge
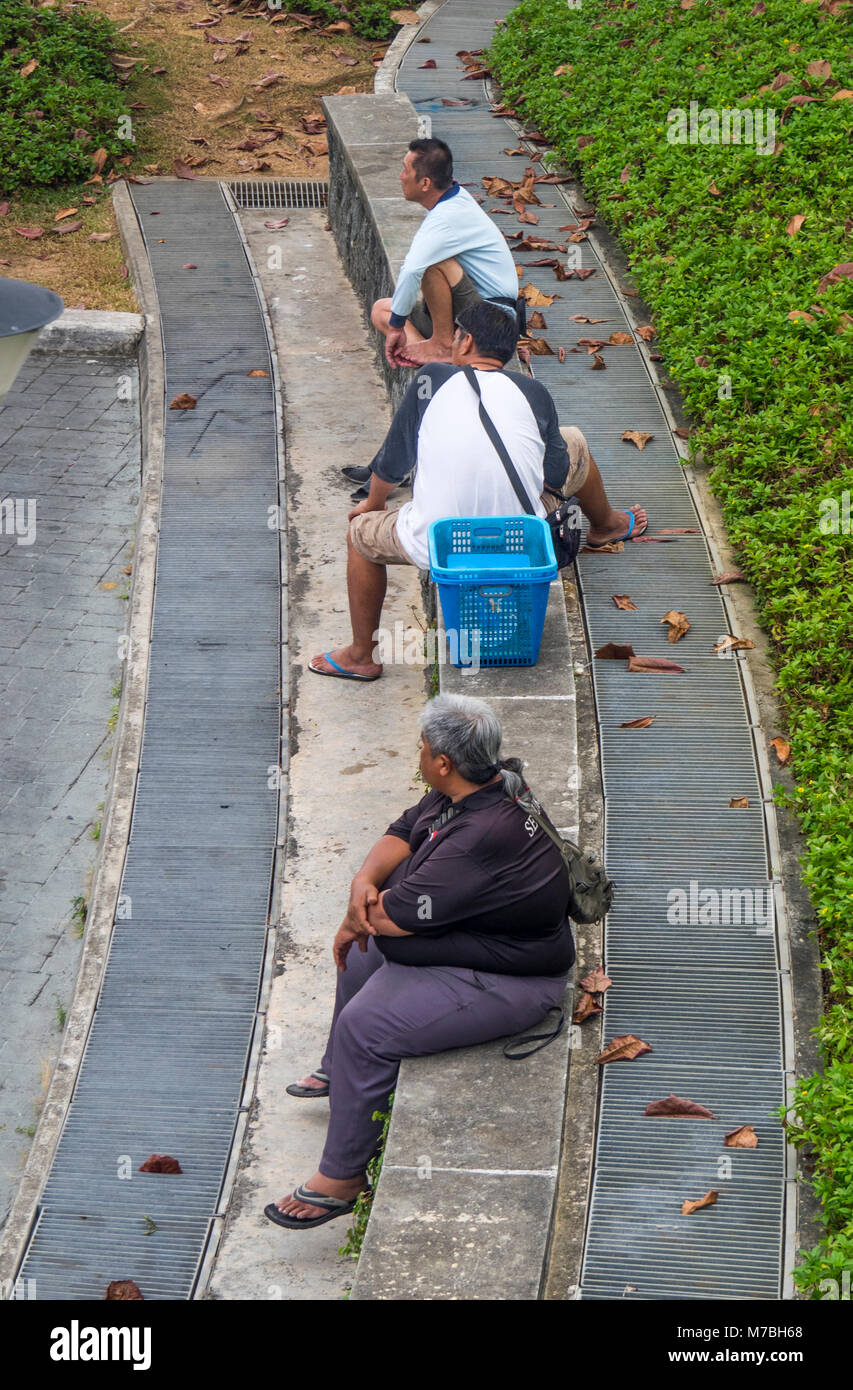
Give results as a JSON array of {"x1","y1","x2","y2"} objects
[
  {"x1": 0, "y1": 1, "x2": 136, "y2": 192},
  {"x1": 489, "y1": 0, "x2": 852, "y2": 1294}
]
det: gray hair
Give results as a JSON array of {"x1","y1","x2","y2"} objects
[{"x1": 420, "y1": 694, "x2": 525, "y2": 799}]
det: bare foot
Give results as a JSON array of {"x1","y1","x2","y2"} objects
[
  {"x1": 309, "y1": 647, "x2": 382, "y2": 680},
  {"x1": 396, "y1": 336, "x2": 454, "y2": 367},
  {"x1": 586, "y1": 505, "x2": 648, "y2": 547},
  {"x1": 295, "y1": 1073, "x2": 327, "y2": 1092},
  {"x1": 274, "y1": 1171, "x2": 366, "y2": 1222}
]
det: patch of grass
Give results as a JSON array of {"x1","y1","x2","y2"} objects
[
  {"x1": 337, "y1": 1094, "x2": 393, "y2": 1260},
  {"x1": 15, "y1": 1124, "x2": 37, "y2": 1138},
  {"x1": 70, "y1": 894, "x2": 88, "y2": 939},
  {"x1": 488, "y1": 0, "x2": 853, "y2": 1292},
  {"x1": 54, "y1": 998, "x2": 67, "y2": 1031}
]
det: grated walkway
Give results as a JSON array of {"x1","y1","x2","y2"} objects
[
  {"x1": 18, "y1": 183, "x2": 281, "y2": 1299},
  {"x1": 396, "y1": 0, "x2": 788, "y2": 1300}
]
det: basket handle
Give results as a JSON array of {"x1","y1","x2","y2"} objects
[{"x1": 477, "y1": 586, "x2": 513, "y2": 598}]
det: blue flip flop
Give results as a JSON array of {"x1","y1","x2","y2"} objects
[
  {"x1": 308, "y1": 652, "x2": 381, "y2": 682},
  {"x1": 585, "y1": 507, "x2": 647, "y2": 550}
]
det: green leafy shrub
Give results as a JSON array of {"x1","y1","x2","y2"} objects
[
  {"x1": 488, "y1": 0, "x2": 852, "y2": 1293},
  {"x1": 0, "y1": 0, "x2": 136, "y2": 192},
  {"x1": 284, "y1": 0, "x2": 395, "y2": 41}
]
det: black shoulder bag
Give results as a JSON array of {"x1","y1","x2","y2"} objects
[{"x1": 462, "y1": 365, "x2": 582, "y2": 568}]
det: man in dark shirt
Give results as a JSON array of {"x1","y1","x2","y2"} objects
[{"x1": 264, "y1": 694, "x2": 573, "y2": 1230}]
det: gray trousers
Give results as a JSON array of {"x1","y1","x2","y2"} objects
[{"x1": 318, "y1": 937, "x2": 568, "y2": 1179}]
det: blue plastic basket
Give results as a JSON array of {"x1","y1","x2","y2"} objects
[{"x1": 428, "y1": 516, "x2": 557, "y2": 667}]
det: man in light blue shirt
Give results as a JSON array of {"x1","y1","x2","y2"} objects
[{"x1": 371, "y1": 137, "x2": 521, "y2": 370}]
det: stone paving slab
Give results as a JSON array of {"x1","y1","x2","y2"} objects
[{"x1": 0, "y1": 355, "x2": 139, "y2": 1222}]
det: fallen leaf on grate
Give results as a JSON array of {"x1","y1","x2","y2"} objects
[
  {"x1": 599, "y1": 1034, "x2": 652, "y2": 1064},
  {"x1": 612, "y1": 594, "x2": 637, "y2": 610},
  {"x1": 105, "y1": 1281, "x2": 143, "y2": 1300},
  {"x1": 661, "y1": 610, "x2": 690, "y2": 644},
  {"x1": 627, "y1": 655, "x2": 685, "y2": 673},
  {"x1": 724, "y1": 1124, "x2": 758, "y2": 1149},
  {"x1": 572, "y1": 992, "x2": 602, "y2": 1024},
  {"x1": 620, "y1": 716, "x2": 655, "y2": 729},
  {"x1": 712, "y1": 635, "x2": 755, "y2": 654},
  {"x1": 169, "y1": 393, "x2": 197, "y2": 410},
  {"x1": 645, "y1": 1094, "x2": 714, "y2": 1118},
  {"x1": 681, "y1": 1190, "x2": 718, "y2": 1215},
  {"x1": 729, "y1": 796, "x2": 750, "y2": 809},
  {"x1": 139, "y1": 1154, "x2": 182, "y2": 1173},
  {"x1": 622, "y1": 430, "x2": 653, "y2": 450},
  {"x1": 595, "y1": 642, "x2": 635, "y2": 660}
]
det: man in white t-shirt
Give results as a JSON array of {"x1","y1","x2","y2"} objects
[{"x1": 309, "y1": 301, "x2": 647, "y2": 682}]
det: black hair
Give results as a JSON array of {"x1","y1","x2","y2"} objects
[
  {"x1": 408, "y1": 137, "x2": 454, "y2": 190},
  {"x1": 456, "y1": 300, "x2": 519, "y2": 364}
]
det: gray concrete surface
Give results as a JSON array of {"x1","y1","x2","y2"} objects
[
  {"x1": 0, "y1": 354, "x2": 139, "y2": 1225},
  {"x1": 324, "y1": 84, "x2": 579, "y2": 1302},
  {"x1": 205, "y1": 209, "x2": 424, "y2": 1301},
  {"x1": 32, "y1": 310, "x2": 144, "y2": 357}
]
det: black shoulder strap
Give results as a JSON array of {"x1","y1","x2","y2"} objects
[
  {"x1": 503, "y1": 1006, "x2": 565, "y2": 1060},
  {"x1": 462, "y1": 365, "x2": 535, "y2": 515}
]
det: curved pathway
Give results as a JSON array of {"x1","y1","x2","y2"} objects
[{"x1": 18, "y1": 182, "x2": 281, "y2": 1299}]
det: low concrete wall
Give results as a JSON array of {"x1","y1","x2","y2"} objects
[
  {"x1": 32, "y1": 308, "x2": 144, "y2": 356},
  {"x1": 324, "y1": 92, "x2": 579, "y2": 1301}
]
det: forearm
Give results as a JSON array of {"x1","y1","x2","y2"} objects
[
  {"x1": 367, "y1": 890, "x2": 413, "y2": 938},
  {"x1": 355, "y1": 835, "x2": 411, "y2": 890}
]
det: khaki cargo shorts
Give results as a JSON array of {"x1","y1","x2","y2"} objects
[
  {"x1": 542, "y1": 425, "x2": 592, "y2": 510},
  {"x1": 407, "y1": 270, "x2": 505, "y2": 339},
  {"x1": 349, "y1": 508, "x2": 415, "y2": 566}
]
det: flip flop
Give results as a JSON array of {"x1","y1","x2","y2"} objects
[
  {"x1": 308, "y1": 652, "x2": 381, "y2": 682},
  {"x1": 285, "y1": 1071, "x2": 330, "y2": 1098},
  {"x1": 585, "y1": 507, "x2": 648, "y2": 550},
  {"x1": 263, "y1": 1185, "x2": 367, "y2": 1230}
]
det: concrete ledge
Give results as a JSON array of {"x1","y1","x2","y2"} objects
[
  {"x1": 324, "y1": 81, "x2": 578, "y2": 1302},
  {"x1": 31, "y1": 308, "x2": 145, "y2": 356}
]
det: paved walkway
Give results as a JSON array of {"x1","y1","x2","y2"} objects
[
  {"x1": 0, "y1": 354, "x2": 139, "y2": 1225},
  {"x1": 394, "y1": 0, "x2": 790, "y2": 1300}
]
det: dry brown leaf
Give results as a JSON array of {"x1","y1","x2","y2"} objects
[
  {"x1": 724, "y1": 1124, "x2": 758, "y2": 1149},
  {"x1": 390, "y1": 7, "x2": 420, "y2": 21},
  {"x1": 558, "y1": 346, "x2": 566, "y2": 363},
  {"x1": 598, "y1": 1034, "x2": 652, "y2": 1064},
  {"x1": 573, "y1": 992, "x2": 602, "y2": 1024},
  {"x1": 52, "y1": 220, "x2": 82, "y2": 235},
  {"x1": 786, "y1": 214, "x2": 806, "y2": 236},
  {"x1": 14, "y1": 225, "x2": 44, "y2": 239},
  {"x1": 169, "y1": 393, "x2": 197, "y2": 410},
  {"x1": 248, "y1": 369, "x2": 269, "y2": 377},
  {"x1": 770, "y1": 736, "x2": 791, "y2": 764},
  {"x1": 582, "y1": 540, "x2": 624, "y2": 554},
  {"x1": 105, "y1": 1280, "x2": 143, "y2": 1300},
  {"x1": 612, "y1": 594, "x2": 638, "y2": 611},
  {"x1": 729, "y1": 796, "x2": 750, "y2": 809},
  {"x1": 54, "y1": 207, "x2": 79, "y2": 222},
  {"x1": 553, "y1": 64, "x2": 573, "y2": 76},
  {"x1": 595, "y1": 642, "x2": 635, "y2": 660},
  {"x1": 88, "y1": 232, "x2": 113, "y2": 242},
  {"x1": 264, "y1": 218, "x2": 290, "y2": 229},
  {"x1": 591, "y1": 352, "x2": 607, "y2": 370},
  {"x1": 681, "y1": 1190, "x2": 718, "y2": 1215},
  {"x1": 609, "y1": 331, "x2": 634, "y2": 345},
  {"x1": 525, "y1": 336, "x2": 554, "y2": 355},
  {"x1": 139, "y1": 1154, "x2": 183, "y2": 1174},
  {"x1": 636, "y1": 325, "x2": 656, "y2": 341},
  {"x1": 710, "y1": 570, "x2": 746, "y2": 585},
  {"x1": 788, "y1": 309, "x2": 816, "y2": 324},
  {"x1": 661, "y1": 610, "x2": 690, "y2": 644},
  {"x1": 174, "y1": 160, "x2": 197, "y2": 180},
  {"x1": 520, "y1": 283, "x2": 555, "y2": 307},
  {"x1": 712, "y1": 635, "x2": 756, "y2": 654},
  {"x1": 20, "y1": 58, "x2": 39, "y2": 78},
  {"x1": 527, "y1": 310, "x2": 547, "y2": 330},
  {"x1": 627, "y1": 655, "x2": 686, "y2": 673},
  {"x1": 644, "y1": 1095, "x2": 714, "y2": 1118},
  {"x1": 621, "y1": 430, "x2": 654, "y2": 450},
  {"x1": 580, "y1": 966, "x2": 613, "y2": 994},
  {"x1": 620, "y1": 716, "x2": 655, "y2": 729}
]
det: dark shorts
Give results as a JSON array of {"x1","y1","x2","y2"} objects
[{"x1": 408, "y1": 271, "x2": 517, "y2": 338}]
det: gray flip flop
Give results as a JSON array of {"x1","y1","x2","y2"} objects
[
  {"x1": 285, "y1": 1071, "x2": 329, "y2": 1098},
  {"x1": 264, "y1": 1185, "x2": 367, "y2": 1230}
]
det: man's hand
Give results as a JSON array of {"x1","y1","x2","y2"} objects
[
  {"x1": 347, "y1": 497, "x2": 386, "y2": 523},
  {"x1": 385, "y1": 326, "x2": 409, "y2": 367}
]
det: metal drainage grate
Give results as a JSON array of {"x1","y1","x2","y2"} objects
[{"x1": 228, "y1": 179, "x2": 329, "y2": 209}]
